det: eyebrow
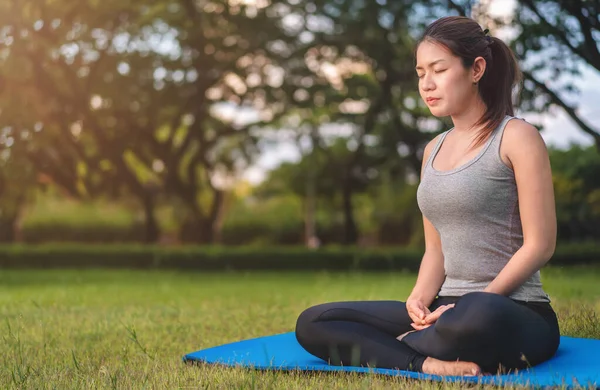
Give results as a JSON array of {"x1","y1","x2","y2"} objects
[{"x1": 415, "y1": 59, "x2": 446, "y2": 70}]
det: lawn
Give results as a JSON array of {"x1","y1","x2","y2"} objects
[{"x1": 1, "y1": 267, "x2": 599, "y2": 389}]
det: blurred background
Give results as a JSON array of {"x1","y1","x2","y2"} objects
[{"x1": 1, "y1": 0, "x2": 599, "y2": 250}]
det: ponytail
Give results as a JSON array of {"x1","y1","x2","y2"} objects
[{"x1": 474, "y1": 36, "x2": 522, "y2": 147}]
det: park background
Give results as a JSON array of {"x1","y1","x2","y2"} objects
[{"x1": 1, "y1": 0, "x2": 600, "y2": 388}]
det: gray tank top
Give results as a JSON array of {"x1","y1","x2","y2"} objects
[{"x1": 417, "y1": 115, "x2": 550, "y2": 302}]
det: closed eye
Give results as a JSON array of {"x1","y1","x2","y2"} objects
[{"x1": 417, "y1": 69, "x2": 446, "y2": 78}]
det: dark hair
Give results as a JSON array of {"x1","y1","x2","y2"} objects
[{"x1": 416, "y1": 16, "x2": 523, "y2": 148}]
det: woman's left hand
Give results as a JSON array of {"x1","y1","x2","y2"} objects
[{"x1": 411, "y1": 304, "x2": 455, "y2": 330}]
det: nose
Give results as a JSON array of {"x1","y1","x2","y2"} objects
[{"x1": 420, "y1": 73, "x2": 435, "y2": 91}]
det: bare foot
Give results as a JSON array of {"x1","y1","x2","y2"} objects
[{"x1": 422, "y1": 357, "x2": 481, "y2": 376}]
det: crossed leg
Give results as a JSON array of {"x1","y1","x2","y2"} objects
[
  {"x1": 295, "y1": 292, "x2": 559, "y2": 374},
  {"x1": 400, "y1": 292, "x2": 560, "y2": 374}
]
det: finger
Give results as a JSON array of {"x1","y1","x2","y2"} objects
[
  {"x1": 415, "y1": 302, "x2": 428, "y2": 318},
  {"x1": 410, "y1": 314, "x2": 422, "y2": 325},
  {"x1": 413, "y1": 305, "x2": 425, "y2": 320},
  {"x1": 425, "y1": 305, "x2": 453, "y2": 323},
  {"x1": 412, "y1": 322, "x2": 431, "y2": 330},
  {"x1": 411, "y1": 315, "x2": 427, "y2": 326},
  {"x1": 411, "y1": 323, "x2": 431, "y2": 330},
  {"x1": 420, "y1": 307, "x2": 431, "y2": 321},
  {"x1": 408, "y1": 306, "x2": 425, "y2": 321},
  {"x1": 424, "y1": 306, "x2": 444, "y2": 321},
  {"x1": 407, "y1": 307, "x2": 417, "y2": 319},
  {"x1": 424, "y1": 312, "x2": 441, "y2": 324},
  {"x1": 410, "y1": 308, "x2": 423, "y2": 320}
]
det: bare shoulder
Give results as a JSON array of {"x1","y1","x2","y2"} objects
[
  {"x1": 501, "y1": 118, "x2": 548, "y2": 169},
  {"x1": 423, "y1": 133, "x2": 444, "y2": 160},
  {"x1": 420, "y1": 133, "x2": 444, "y2": 178},
  {"x1": 503, "y1": 117, "x2": 547, "y2": 150}
]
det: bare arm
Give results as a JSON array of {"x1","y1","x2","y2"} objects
[
  {"x1": 407, "y1": 137, "x2": 446, "y2": 307},
  {"x1": 484, "y1": 119, "x2": 557, "y2": 295}
]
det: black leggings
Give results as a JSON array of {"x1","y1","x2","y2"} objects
[{"x1": 295, "y1": 291, "x2": 560, "y2": 374}]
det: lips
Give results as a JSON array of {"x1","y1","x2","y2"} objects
[{"x1": 426, "y1": 97, "x2": 440, "y2": 103}]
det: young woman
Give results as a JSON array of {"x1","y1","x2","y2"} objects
[{"x1": 294, "y1": 16, "x2": 560, "y2": 376}]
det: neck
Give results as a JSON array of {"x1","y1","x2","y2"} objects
[{"x1": 450, "y1": 95, "x2": 487, "y2": 134}]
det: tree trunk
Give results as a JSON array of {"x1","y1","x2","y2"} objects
[
  {"x1": 208, "y1": 188, "x2": 227, "y2": 245},
  {"x1": 181, "y1": 217, "x2": 215, "y2": 244},
  {"x1": 178, "y1": 199, "x2": 217, "y2": 244},
  {"x1": 197, "y1": 218, "x2": 215, "y2": 244},
  {"x1": 141, "y1": 193, "x2": 160, "y2": 243},
  {"x1": 341, "y1": 175, "x2": 358, "y2": 245},
  {"x1": 0, "y1": 193, "x2": 27, "y2": 243},
  {"x1": 305, "y1": 168, "x2": 317, "y2": 247},
  {"x1": 0, "y1": 215, "x2": 17, "y2": 243}
]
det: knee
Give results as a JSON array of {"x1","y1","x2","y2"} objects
[
  {"x1": 436, "y1": 292, "x2": 504, "y2": 338},
  {"x1": 295, "y1": 303, "x2": 327, "y2": 345},
  {"x1": 458, "y1": 292, "x2": 505, "y2": 321}
]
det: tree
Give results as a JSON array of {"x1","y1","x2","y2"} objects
[
  {"x1": 0, "y1": 0, "x2": 298, "y2": 243},
  {"x1": 0, "y1": 0, "x2": 170, "y2": 242},
  {"x1": 253, "y1": 0, "x2": 444, "y2": 244}
]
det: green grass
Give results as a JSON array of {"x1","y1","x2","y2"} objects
[{"x1": 1, "y1": 267, "x2": 599, "y2": 389}]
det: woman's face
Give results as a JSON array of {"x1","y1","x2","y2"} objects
[{"x1": 415, "y1": 40, "x2": 477, "y2": 117}]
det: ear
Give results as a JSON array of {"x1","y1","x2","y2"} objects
[{"x1": 472, "y1": 56, "x2": 487, "y2": 84}]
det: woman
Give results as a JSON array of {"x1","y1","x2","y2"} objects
[{"x1": 294, "y1": 16, "x2": 560, "y2": 376}]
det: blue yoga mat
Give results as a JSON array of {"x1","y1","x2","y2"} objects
[{"x1": 184, "y1": 332, "x2": 600, "y2": 388}]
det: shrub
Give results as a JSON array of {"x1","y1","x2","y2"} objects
[{"x1": 0, "y1": 243, "x2": 598, "y2": 270}]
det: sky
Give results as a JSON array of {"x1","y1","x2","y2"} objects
[{"x1": 240, "y1": 0, "x2": 600, "y2": 185}]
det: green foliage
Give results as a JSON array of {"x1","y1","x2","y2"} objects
[
  {"x1": 367, "y1": 171, "x2": 423, "y2": 247},
  {"x1": 15, "y1": 192, "x2": 356, "y2": 245},
  {"x1": 549, "y1": 146, "x2": 600, "y2": 241},
  {"x1": 224, "y1": 194, "x2": 304, "y2": 226},
  {"x1": 213, "y1": 194, "x2": 304, "y2": 245},
  {"x1": 270, "y1": 0, "x2": 446, "y2": 242},
  {"x1": 0, "y1": 242, "x2": 599, "y2": 270},
  {"x1": 0, "y1": 0, "x2": 314, "y2": 243},
  {"x1": 10, "y1": 140, "x2": 600, "y2": 246},
  {"x1": 18, "y1": 194, "x2": 182, "y2": 243},
  {"x1": 1, "y1": 0, "x2": 598, "y2": 247},
  {"x1": 23, "y1": 196, "x2": 137, "y2": 227},
  {"x1": 21, "y1": 223, "x2": 146, "y2": 244},
  {"x1": 255, "y1": 145, "x2": 426, "y2": 246},
  {"x1": 0, "y1": 244, "x2": 423, "y2": 271}
]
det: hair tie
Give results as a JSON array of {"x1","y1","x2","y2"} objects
[{"x1": 483, "y1": 28, "x2": 493, "y2": 45}]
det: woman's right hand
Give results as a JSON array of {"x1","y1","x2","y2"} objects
[{"x1": 406, "y1": 298, "x2": 431, "y2": 330}]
